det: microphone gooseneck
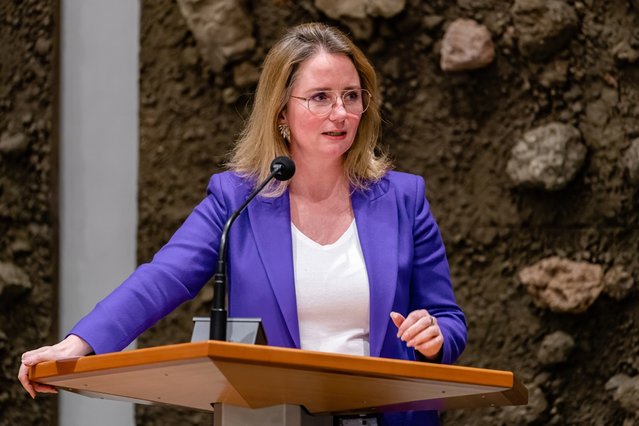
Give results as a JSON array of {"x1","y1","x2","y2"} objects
[{"x1": 210, "y1": 156, "x2": 295, "y2": 341}]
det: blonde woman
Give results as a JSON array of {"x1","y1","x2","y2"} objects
[{"x1": 20, "y1": 23, "x2": 466, "y2": 425}]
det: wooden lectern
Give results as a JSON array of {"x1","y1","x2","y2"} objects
[{"x1": 30, "y1": 341, "x2": 527, "y2": 425}]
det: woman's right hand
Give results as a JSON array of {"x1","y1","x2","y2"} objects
[{"x1": 18, "y1": 334, "x2": 93, "y2": 398}]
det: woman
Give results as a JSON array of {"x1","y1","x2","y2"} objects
[{"x1": 19, "y1": 23, "x2": 466, "y2": 425}]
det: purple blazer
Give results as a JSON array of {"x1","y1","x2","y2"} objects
[{"x1": 71, "y1": 170, "x2": 467, "y2": 425}]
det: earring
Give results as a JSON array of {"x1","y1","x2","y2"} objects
[{"x1": 278, "y1": 124, "x2": 290, "y2": 142}]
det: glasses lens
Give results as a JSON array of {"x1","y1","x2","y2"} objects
[
  {"x1": 306, "y1": 90, "x2": 371, "y2": 115},
  {"x1": 308, "y1": 92, "x2": 336, "y2": 115},
  {"x1": 342, "y1": 89, "x2": 370, "y2": 114}
]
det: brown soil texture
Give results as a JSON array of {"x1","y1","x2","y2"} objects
[
  {"x1": 0, "y1": 1, "x2": 58, "y2": 425},
  {"x1": 100, "y1": 0, "x2": 639, "y2": 425},
  {"x1": 4, "y1": 1, "x2": 638, "y2": 425},
  {"x1": 136, "y1": 0, "x2": 639, "y2": 425}
]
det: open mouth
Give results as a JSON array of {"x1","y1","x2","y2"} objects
[{"x1": 323, "y1": 131, "x2": 347, "y2": 136}]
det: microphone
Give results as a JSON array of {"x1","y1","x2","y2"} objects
[{"x1": 210, "y1": 156, "x2": 295, "y2": 341}]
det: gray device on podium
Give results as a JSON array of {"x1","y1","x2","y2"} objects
[{"x1": 191, "y1": 317, "x2": 267, "y2": 345}]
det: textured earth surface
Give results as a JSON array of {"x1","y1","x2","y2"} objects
[
  {"x1": 1, "y1": 1, "x2": 57, "y2": 425},
  {"x1": 138, "y1": 1, "x2": 639, "y2": 425},
  {"x1": 3, "y1": 0, "x2": 639, "y2": 425}
]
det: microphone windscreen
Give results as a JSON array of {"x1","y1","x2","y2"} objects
[{"x1": 271, "y1": 156, "x2": 296, "y2": 181}]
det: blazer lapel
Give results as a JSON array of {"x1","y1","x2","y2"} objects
[
  {"x1": 247, "y1": 191, "x2": 301, "y2": 348},
  {"x1": 352, "y1": 180, "x2": 398, "y2": 357}
]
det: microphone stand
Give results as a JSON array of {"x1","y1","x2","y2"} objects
[{"x1": 210, "y1": 160, "x2": 293, "y2": 341}]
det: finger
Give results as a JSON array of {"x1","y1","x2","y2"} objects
[
  {"x1": 33, "y1": 383, "x2": 58, "y2": 394},
  {"x1": 401, "y1": 315, "x2": 434, "y2": 342},
  {"x1": 396, "y1": 310, "x2": 427, "y2": 339},
  {"x1": 406, "y1": 324, "x2": 440, "y2": 348},
  {"x1": 415, "y1": 334, "x2": 444, "y2": 359},
  {"x1": 18, "y1": 363, "x2": 36, "y2": 399},
  {"x1": 390, "y1": 312, "x2": 405, "y2": 330}
]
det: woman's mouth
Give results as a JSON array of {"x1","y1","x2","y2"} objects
[{"x1": 323, "y1": 131, "x2": 347, "y2": 136}]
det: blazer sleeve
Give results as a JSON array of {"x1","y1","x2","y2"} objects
[
  {"x1": 409, "y1": 176, "x2": 467, "y2": 364},
  {"x1": 68, "y1": 173, "x2": 231, "y2": 354}
]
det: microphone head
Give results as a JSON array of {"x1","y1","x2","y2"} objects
[{"x1": 271, "y1": 156, "x2": 296, "y2": 181}]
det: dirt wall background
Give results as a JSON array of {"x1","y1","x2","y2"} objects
[
  {"x1": 137, "y1": 1, "x2": 639, "y2": 425},
  {"x1": 0, "y1": 1, "x2": 58, "y2": 425},
  {"x1": 4, "y1": 0, "x2": 638, "y2": 425}
]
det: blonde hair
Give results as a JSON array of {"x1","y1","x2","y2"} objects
[{"x1": 228, "y1": 22, "x2": 391, "y2": 196}]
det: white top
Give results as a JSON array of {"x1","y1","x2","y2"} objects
[{"x1": 291, "y1": 220, "x2": 370, "y2": 356}]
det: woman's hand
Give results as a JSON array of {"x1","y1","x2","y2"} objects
[
  {"x1": 18, "y1": 334, "x2": 93, "y2": 398},
  {"x1": 391, "y1": 310, "x2": 443, "y2": 360}
]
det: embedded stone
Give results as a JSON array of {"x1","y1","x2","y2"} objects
[
  {"x1": 603, "y1": 265, "x2": 635, "y2": 301},
  {"x1": 35, "y1": 37, "x2": 52, "y2": 55},
  {"x1": 423, "y1": 15, "x2": 445, "y2": 31},
  {"x1": 537, "y1": 331, "x2": 575, "y2": 365},
  {"x1": 342, "y1": 17, "x2": 374, "y2": 40},
  {"x1": 512, "y1": 0, "x2": 578, "y2": 60},
  {"x1": 368, "y1": 0, "x2": 405, "y2": 18},
  {"x1": 232, "y1": 61, "x2": 260, "y2": 88},
  {"x1": 622, "y1": 138, "x2": 639, "y2": 184},
  {"x1": 605, "y1": 374, "x2": 639, "y2": 413},
  {"x1": 9, "y1": 239, "x2": 32, "y2": 256},
  {"x1": 316, "y1": 0, "x2": 366, "y2": 19},
  {"x1": 176, "y1": 0, "x2": 255, "y2": 72},
  {"x1": 612, "y1": 40, "x2": 639, "y2": 64},
  {"x1": 0, "y1": 262, "x2": 32, "y2": 304},
  {"x1": 0, "y1": 131, "x2": 28, "y2": 153},
  {"x1": 506, "y1": 122, "x2": 587, "y2": 191},
  {"x1": 314, "y1": 0, "x2": 405, "y2": 19},
  {"x1": 222, "y1": 87, "x2": 239, "y2": 104},
  {"x1": 440, "y1": 19, "x2": 495, "y2": 72},
  {"x1": 539, "y1": 60, "x2": 569, "y2": 88},
  {"x1": 518, "y1": 256, "x2": 604, "y2": 313}
]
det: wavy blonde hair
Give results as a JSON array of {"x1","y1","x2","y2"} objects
[{"x1": 228, "y1": 22, "x2": 391, "y2": 196}]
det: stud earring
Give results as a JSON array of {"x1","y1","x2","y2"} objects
[{"x1": 278, "y1": 124, "x2": 290, "y2": 142}]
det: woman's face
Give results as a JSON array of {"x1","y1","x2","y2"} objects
[{"x1": 281, "y1": 51, "x2": 363, "y2": 165}]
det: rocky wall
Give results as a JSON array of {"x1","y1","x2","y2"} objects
[
  {"x1": 138, "y1": 0, "x2": 639, "y2": 424},
  {"x1": 0, "y1": 1, "x2": 58, "y2": 425}
]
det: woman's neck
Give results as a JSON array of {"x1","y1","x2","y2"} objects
[
  {"x1": 288, "y1": 155, "x2": 354, "y2": 245},
  {"x1": 289, "y1": 157, "x2": 349, "y2": 200}
]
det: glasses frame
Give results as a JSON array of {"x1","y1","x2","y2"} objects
[{"x1": 290, "y1": 88, "x2": 372, "y2": 116}]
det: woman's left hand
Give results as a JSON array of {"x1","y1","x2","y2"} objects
[{"x1": 391, "y1": 310, "x2": 443, "y2": 360}]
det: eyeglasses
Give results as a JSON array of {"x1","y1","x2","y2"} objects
[{"x1": 290, "y1": 89, "x2": 371, "y2": 116}]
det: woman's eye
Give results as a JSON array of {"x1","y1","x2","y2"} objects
[
  {"x1": 344, "y1": 90, "x2": 360, "y2": 102},
  {"x1": 310, "y1": 92, "x2": 331, "y2": 103}
]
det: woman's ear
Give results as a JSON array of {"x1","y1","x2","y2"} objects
[{"x1": 279, "y1": 108, "x2": 288, "y2": 124}]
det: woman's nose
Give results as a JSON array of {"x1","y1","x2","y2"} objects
[{"x1": 329, "y1": 96, "x2": 348, "y2": 119}]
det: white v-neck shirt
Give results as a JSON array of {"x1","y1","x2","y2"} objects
[{"x1": 291, "y1": 220, "x2": 371, "y2": 356}]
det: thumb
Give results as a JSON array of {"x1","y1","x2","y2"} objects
[{"x1": 390, "y1": 311, "x2": 405, "y2": 329}]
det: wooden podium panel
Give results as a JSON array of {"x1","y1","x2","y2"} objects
[{"x1": 30, "y1": 341, "x2": 527, "y2": 414}]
